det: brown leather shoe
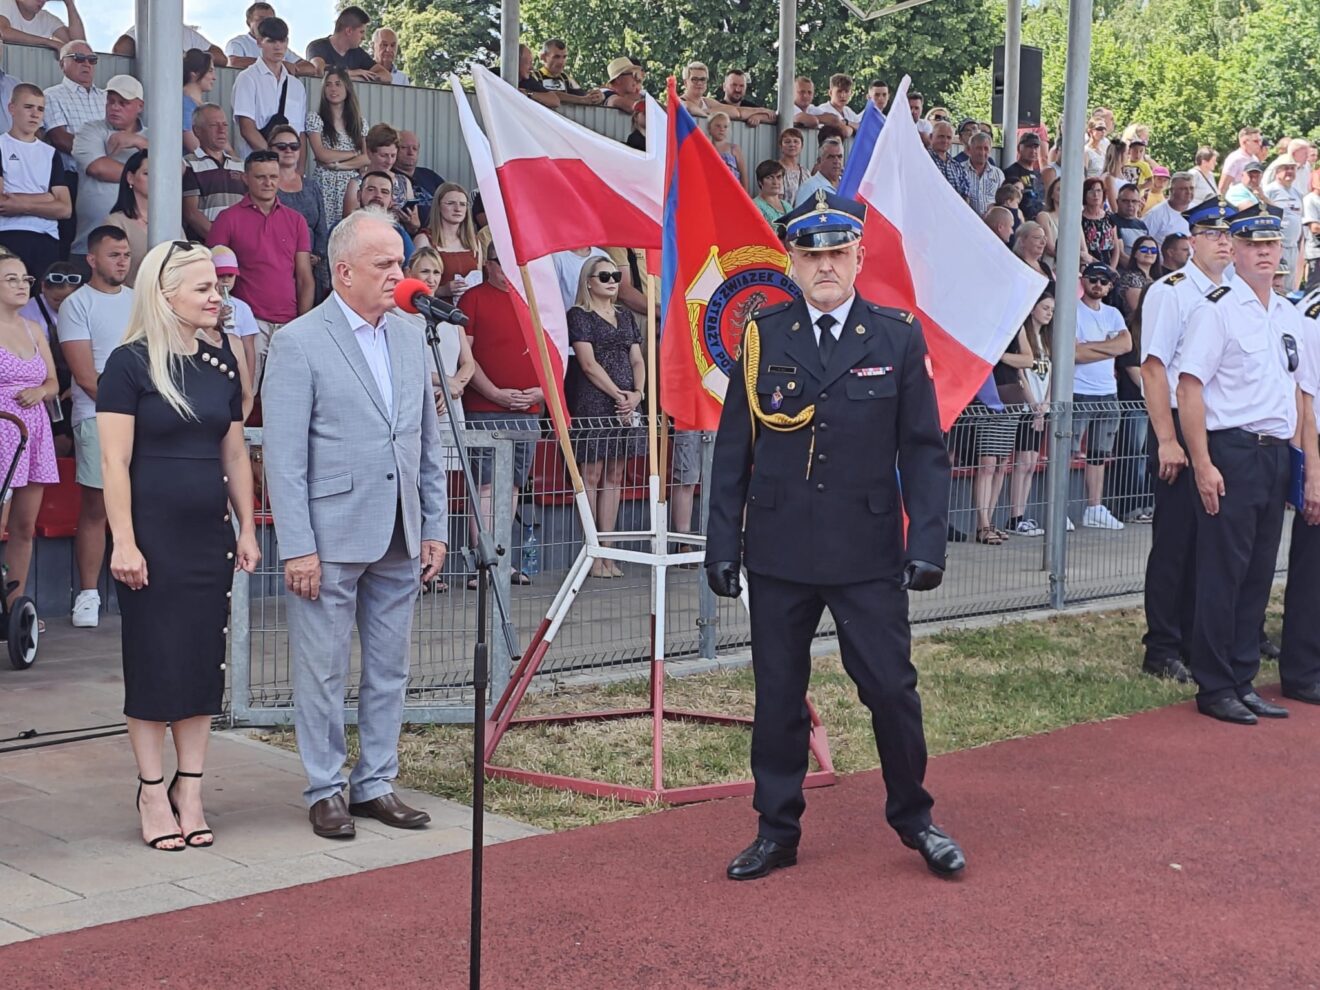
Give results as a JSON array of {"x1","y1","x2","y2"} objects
[
  {"x1": 348, "y1": 792, "x2": 431, "y2": 829},
  {"x1": 309, "y1": 793, "x2": 356, "y2": 839}
]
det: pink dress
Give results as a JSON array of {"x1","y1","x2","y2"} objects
[{"x1": 0, "y1": 320, "x2": 58, "y2": 489}]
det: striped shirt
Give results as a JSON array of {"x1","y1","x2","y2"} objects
[
  {"x1": 182, "y1": 148, "x2": 247, "y2": 222},
  {"x1": 965, "y1": 160, "x2": 1005, "y2": 217},
  {"x1": 42, "y1": 76, "x2": 106, "y2": 171},
  {"x1": 930, "y1": 150, "x2": 972, "y2": 202}
]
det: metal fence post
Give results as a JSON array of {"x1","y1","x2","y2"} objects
[
  {"x1": 488, "y1": 434, "x2": 516, "y2": 709},
  {"x1": 697, "y1": 431, "x2": 717, "y2": 659},
  {"x1": 1044, "y1": 0, "x2": 1094, "y2": 610}
]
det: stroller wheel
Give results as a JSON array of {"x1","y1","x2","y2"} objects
[{"x1": 7, "y1": 597, "x2": 38, "y2": 669}]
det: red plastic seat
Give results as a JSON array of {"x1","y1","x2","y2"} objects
[{"x1": 34, "y1": 457, "x2": 81, "y2": 539}]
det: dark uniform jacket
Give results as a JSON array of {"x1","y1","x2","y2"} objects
[{"x1": 706, "y1": 294, "x2": 950, "y2": 586}]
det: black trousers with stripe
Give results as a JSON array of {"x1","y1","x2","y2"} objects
[
  {"x1": 1189, "y1": 431, "x2": 1289, "y2": 702},
  {"x1": 746, "y1": 571, "x2": 933, "y2": 846},
  {"x1": 1142, "y1": 413, "x2": 1197, "y2": 664},
  {"x1": 1280, "y1": 511, "x2": 1320, "y2": 691}
]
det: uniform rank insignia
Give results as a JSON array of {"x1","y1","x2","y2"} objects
[
  {"x1": 852, "y1": 366, "x2": 894, "y2": 377},
  {"x1": 1306, "y1": 301, "x2": 1320, "y2": 320},
  {"x1": 770, "y1": 386, "x2": 784, "y2": 410},
  {"x1": 1207, "y1": 286, "x2": 1231, "y2": 302},
  {"x1": 1165, "y1": 272, "x2": 1186, "y2": 286}
]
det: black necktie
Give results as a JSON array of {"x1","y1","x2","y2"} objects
[{"x1": 816, "y1": 314, "x2": 837, "y2": 367}]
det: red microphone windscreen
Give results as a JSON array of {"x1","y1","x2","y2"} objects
[{"x1": 392, "y1": 277, "x2": 432, "y2": 314}]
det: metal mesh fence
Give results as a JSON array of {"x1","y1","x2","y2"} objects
[{"x1": 227, "y1": 402, "x2": 1294, "y2": 724}]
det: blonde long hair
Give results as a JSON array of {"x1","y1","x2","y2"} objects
[
  {"x1": 426, "y1": 182, "x2": 483, "y2": 265},
  {"x1": 573, "y1": 255, "x2": 618, "y2": 312},
  {"x1": 122, "y1": 240, "x2": 216, "y2": 419}
]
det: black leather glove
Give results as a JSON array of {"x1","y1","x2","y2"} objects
[
  {"x1": 901, "y1": 559, "x2": 944, "y2": 592},
  {"x1": 705, "y1": 560, "x2": 743, "y2": 598}
]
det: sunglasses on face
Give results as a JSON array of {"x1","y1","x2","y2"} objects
[
  {"x1": 1136, "y1": 246, "x2": 1159, "y2": 254},
  {"x1": 271, "y1": 142, "x2": 299, "y2": 152},
  {"x1": 1085, "y1": 276, "x2": 1112, "y2": 287},
  {"x1": 64, "y1": 53, "x2": 98, "y2": 64},
  {"x1": 595, "y1": 271, "x2": 623, "y2": 284},
  {"x1": 44, "y1": 272, "x2": 83, "y2": 285},
  {"x1": 1283, "y1": 333, "x2": 1299, "y2": 373}
]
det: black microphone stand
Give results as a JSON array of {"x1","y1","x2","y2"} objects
[{"x1": 420, "y1": 309, "x2": 520, "y2": 990}]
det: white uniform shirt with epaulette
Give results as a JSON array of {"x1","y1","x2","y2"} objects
[
  {"x1": 1180, "y1": 274, "x2": 1304, "y2": 438},
  {"x1": 1297, "y1": 294, "x2": 1320, "y2": 431},
  {"x1": 1140, "y1": 261, "x2": 1228, "y2": 407}
]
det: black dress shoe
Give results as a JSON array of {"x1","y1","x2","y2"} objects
[
  {"x1": 1239, "y1": 692, "x2": 1288, "y2": 719},
  {"x1": 1282, "y1": 682, "x2": 1320, "y2": 705},
  {"x1": 1260, "y1": 639, "x2": 1282, "y2": 661},
  {"x1": 348, "y1": 792, "x2": 431, "y2": 829},
  {"x1": 1142, "y1": 656, "x2": 1192, "y2": 684},
  {"x1": 309, "y1": 793, "x2": 356, "y2": 839},
  {"x1": 727, "y1": 836, "x2": 797, "y2": 881},
  {"x1": 1196, "y1": 696, "x2": 1257, "y2": 725},
  {"x1": 947, "y1": 525, "x2": 969, "y2": 543},
  {"x1": 901, "y1": 825, "x2": 966, "y2": 878}
]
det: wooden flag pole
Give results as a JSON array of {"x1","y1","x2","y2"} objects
[{"x1": 518, "y1": 265, "x2": 585, "y2": 497}]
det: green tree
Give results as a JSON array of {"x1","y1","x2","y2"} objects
[
  {"x1": 346, "y1": 0, "x2": 499, "y2": 86},
  {"x1": 516, "y1": 0, "x2": 998, "y2": 106}
]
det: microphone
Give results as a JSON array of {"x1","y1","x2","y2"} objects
[{"x1": 393, "y1": 277, "x2": 469, "y2": 326}]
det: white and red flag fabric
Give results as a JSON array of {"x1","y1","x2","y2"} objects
[
  {"x1": 853, "y1": 76, "x2": 1047, "y2": 428},
  {"x1": 455, "y1": 66, "x2": 665, "y2": 423},
  {"x1": 469, "y1": 63, "x2": 665, "y2": 263}
]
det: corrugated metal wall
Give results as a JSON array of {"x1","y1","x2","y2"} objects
[{"x1": 1, "y1": 42, "x2": 835, "y2": 198}]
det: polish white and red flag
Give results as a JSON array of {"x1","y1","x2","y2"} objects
[
  {"x1": 454, "y1": 65, "x2": 665, "y2": 421},
  {"x1": 853, "y1": 76, "x2": 1047, "y2": 428}
]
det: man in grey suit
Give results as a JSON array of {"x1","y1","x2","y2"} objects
[{"x1": 263, "y1": 208, "x2": 449, "y2": 839}]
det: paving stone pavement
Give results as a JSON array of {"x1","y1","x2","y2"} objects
[{"x1": 0, "y1": 620, "x2": 541, "y2": 944}]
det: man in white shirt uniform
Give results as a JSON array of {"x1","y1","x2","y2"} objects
[
  {"x1": 1138, "y1": 198, "x2": 1234, "y2": 682},
  {"x1": 1177, "y1": 203, "x2": 1306, "y2": 724},
  {"x1": 1279, "y1": 293, "x2": 1320, "y2": 705}
]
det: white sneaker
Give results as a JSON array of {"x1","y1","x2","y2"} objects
[
  {"x1": 1014, "y1": 518, "x2": 1045, "y2": 537},
  {"x1": 1066, "y1": 516, "x2": 1076, "y2": 532},
  {"x1": 1082, "y1": 505, "x2": 1125, "y2": 530},
  {"x1": 71, "y1": 590, "x2": 101, "y2": 628}
]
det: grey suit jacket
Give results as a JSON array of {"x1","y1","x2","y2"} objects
[{"x1": 262, "y1": 295, "x2": 448, "y2": 563}]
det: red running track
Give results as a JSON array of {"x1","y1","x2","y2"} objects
[{"x1": 6, "y1": 693, "x2": 1320, "y2": 989}]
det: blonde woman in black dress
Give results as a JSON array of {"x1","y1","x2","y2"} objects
[
  {"x1": 566, "y1": 256, "x2": 645, "y2": 578},
  {"x1": 98, "y1": 241, "x2": 261, "y2": 851}
]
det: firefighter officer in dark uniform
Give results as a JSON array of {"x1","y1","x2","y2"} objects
[
  {"x1": 704, "y1": 190, "x2": 965, "y2": 880},
  {"x1": 1177, "y1": 203, "x2": 1308, "y2": 724}
]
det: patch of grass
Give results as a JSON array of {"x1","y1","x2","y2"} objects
[{"x1": 260, "y1": 602, "x2": 1284, "y2": 833}]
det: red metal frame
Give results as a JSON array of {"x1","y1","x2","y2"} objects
[{"x1": 484, "y1": 612, "x2": 837, "y2": 805}]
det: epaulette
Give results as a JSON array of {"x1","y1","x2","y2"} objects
[
  {"x1": 868, "y1": 302, "x2": 916, "y2": 324},
  {"x1": 1164, "y1": 272, "x2": 1186, "y2": 286},
  {"x1": 752, "y1": 300, "x2": 795, "y2": 320},
  {"x1": 1306, "y1": 301, "x2": 1320, "y2": 320},
  {"x1": 1206, "y1": 286, "x2": 1231, "y2": 302}
]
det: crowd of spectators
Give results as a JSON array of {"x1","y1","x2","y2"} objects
[{"x1": 0, "y1": 3, "x2": 1318, "y2": 610}]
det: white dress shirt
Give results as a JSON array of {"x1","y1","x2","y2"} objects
[
  {"x1": 335, "y1": 293, "x2": 393, "y2": 418},
  {"x1": 1180, "y1": 275, "x2": 1303, "y2": 438},
  {"x1": 1141, "y1": 259, "x2": 1224, "y2": 407},
  {"x1": 805, "y1": 294, "x2": 854, "y2": 345},
  {"x1": 231, "y1": 58, "x2": 309, "y2": 159}
]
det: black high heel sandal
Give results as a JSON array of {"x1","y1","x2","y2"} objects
[
  {"x1": 136, "y1": 776, "x2": 184, "y2": 852},
  {"x1": 167, "y1": 770, "x2": 215, "y2": 848}
]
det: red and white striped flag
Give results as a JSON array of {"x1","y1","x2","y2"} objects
[
  {"x1": 469, "y1": 64, "x2": 665, "y2": 263},
  {"x1": 450, "y1": 76, "x2": 570, "y2": 418},
  {"x1": 853, "y1": 77, "x2": 1047, "y2": 428}
]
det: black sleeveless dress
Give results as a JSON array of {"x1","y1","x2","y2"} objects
[{"x1": 96, "y1": 338, "x2": 242, "y2": 722}]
